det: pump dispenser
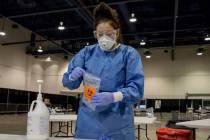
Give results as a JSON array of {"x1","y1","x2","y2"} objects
[{"x1": 27, "y1": 80, "x2": 49, "y2": 140}]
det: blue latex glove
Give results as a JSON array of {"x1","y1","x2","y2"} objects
[
  {"x1": 69, "y1": 67, "x2": 85, "y2": 81},
  {"x1": 99, "y1": 135, "x2": 112, "y2": 140},
  {"x1": 91, "y1": 92, "x2": 114, "y2": 106}
]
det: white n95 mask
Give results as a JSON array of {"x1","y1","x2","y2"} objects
[{"x1": 98, "y1": 35, "x2": 116, "y2": 51}]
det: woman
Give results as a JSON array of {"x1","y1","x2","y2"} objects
[{"x1": 62, "y1": 2, "x2": 144, "y2": 140}]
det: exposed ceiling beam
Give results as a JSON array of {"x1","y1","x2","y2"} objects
[
  {"x1": 171, "y1": 0, "x2": 179, "y2": 61},
  {"x1": 123, "y1": 27, "x2": 210, "y2": 35},
  {"x1": 49, "y1": 27, "x2": 210, "y2": 41},
  {"x1": 36, "y1": 25, "x2": 80, "y2": 32},
  {"x1": 64, "y1": 0, "x2": 93, "y2": 28},
  {"x1": 1, "y1": 39, "x2": 47, "y2": 46},
  {"x1": 1, "y1": 17, "x2": 74, "y2": 55},
  {"x1": 1, "y1": 33, "x2": 207, "y2": 47},
  {"x1": 28, "y1": 50, "x2": 66, "y2": 55},
  {"x1": 142, "y1": 14, "x2": 203, "y2": 22},
  {"x1": 2, "y1": 26, "x2": 209, "y2": 46},
  {"x1": 6, "y1": 0, "x2": 145, "y2": 19},
  {"x1": 77, "y1": 0, "x2": 94, "y2": 20}
]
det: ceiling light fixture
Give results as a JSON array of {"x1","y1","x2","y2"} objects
[
  {"x1": 37, "y1": 45, "x2": 43, "y2": 53},
  {"x1": 140, "y1": 40, "x2": 146, "y2": 46},
  {"x1": 196, "y1": 48, "x2": 205, "y2": 56},
  {"x1": 204, "y1": 34, "x2": 210, "y2": 41},
  {"x1": 129, "y1": 13, "x2": 137, "y2": 23},
  {"x1": 146, "y1": 55, "x2": 151, "y2": 59},
  {"x1": 0, "y1": 31, "x2": 6, "y2": 36},
  {"x1": 144, "y1": 49, "x2": 152, "y2": 59},
  {"x1": 58, "y1": 21, "x2": 65, "y2": 30},
  {"x1": 0, "y1": 18, "x2": 6, "y2": 36},
  {"x1": 46, "y1": 56, "x2": 52, "y2": 62}
]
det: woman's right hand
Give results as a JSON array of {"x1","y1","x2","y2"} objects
[{"x1": 69, "y1": 67, "x2": 85, "y2": 81}]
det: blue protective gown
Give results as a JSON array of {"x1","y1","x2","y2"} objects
[{"x1": 62, "y1": 44, "x2": 144, "y2": 140}]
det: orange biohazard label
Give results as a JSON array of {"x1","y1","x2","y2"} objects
[{"x1": 84, "y1": 86, "x2": 96, "y2": 101}]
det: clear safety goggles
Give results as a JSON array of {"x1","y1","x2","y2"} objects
[{"x1": 93, "y1": 30, "x2": 117, "y2": 39}]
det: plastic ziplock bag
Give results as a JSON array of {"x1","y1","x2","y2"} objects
[{"x1": 83, "y1": 72, "x2": 101, "y2": 111}]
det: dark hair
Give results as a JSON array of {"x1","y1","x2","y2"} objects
[{"x1": 93, "y1": 2, "x2": 122, "y2": 42}]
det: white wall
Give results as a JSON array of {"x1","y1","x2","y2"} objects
[
  {"x1": 24, "y1": 51, "x2": 81, "y2": 94},
  {"x1": 0, "y1": 44, "x2": 82, "y2": 94},
  {"x1": 0, "y1": 45, "x2": 27, "y2": 90},
  {"x1": 140, "y1": 46, "x2": 210, "y2": 99},
  {"x1": 0, "y1": 44, "x2": 210, "y2": 98}
]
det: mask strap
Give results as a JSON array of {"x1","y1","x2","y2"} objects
[{"x1": 106, "y1": 43, "x2": 120, "y2": 52}]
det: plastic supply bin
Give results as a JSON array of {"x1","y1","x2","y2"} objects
[{"x1": 156, "y1": 128, "x2": 192, "y2": 140}]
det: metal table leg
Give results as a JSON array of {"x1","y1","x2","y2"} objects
[
  {"x1": 138, "y1": 125, "x2": 140, "y2": 140},
  {"x1": 51, "y1": 122, "x2": 68, "y2": 137},
  {"x1": 137, "y1": 124, "x2": 150, "y2": 140},
  {"x1": 192, "y1": 128, "x2": 196, "y2": 140},
  {"x1": 70, "y1": 121, "x2": 74, "y2": 136},
  {"x1": 145, "y1": 124, "x2": 150, "y2": 140},
  {"x1": 50, "y1": 122, "x2": 53, "y2": 137},
  {"x1": 67, "y1": 122, "x2": 69, "y2": 137}
]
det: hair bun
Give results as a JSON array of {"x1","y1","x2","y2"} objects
[{"x1": 94, "y1": 2, "x2": 119, "y2": 24}]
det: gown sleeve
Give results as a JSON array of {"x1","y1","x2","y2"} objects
[
  {"x1": 62, "y1": 48, "x2": 87, "y2": 90},
  {"x1": 118, "y1": 47, "x2": 144, "y2": 104}
]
